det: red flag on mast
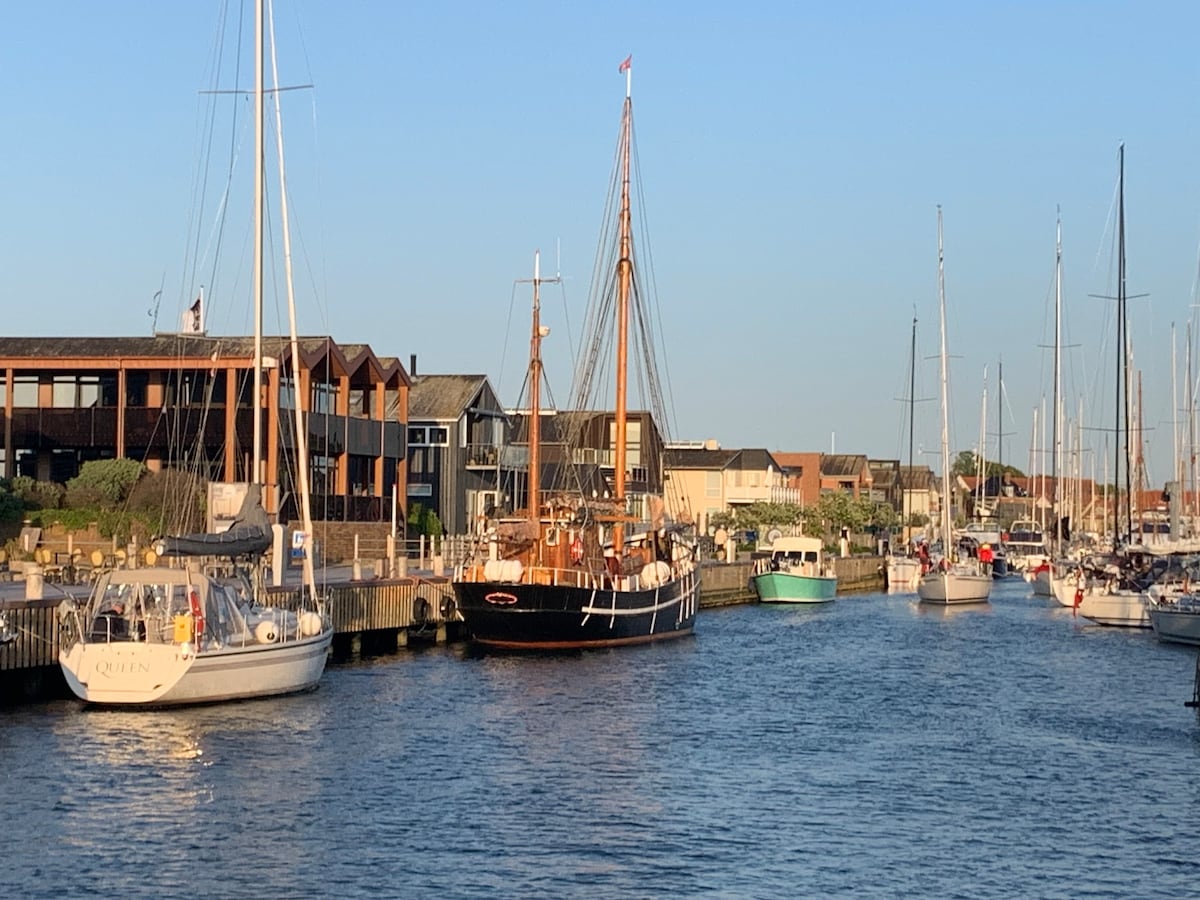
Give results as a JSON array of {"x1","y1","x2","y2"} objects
[{"x1": 618, "y1": 54, "x2": 632, "y2": 73}]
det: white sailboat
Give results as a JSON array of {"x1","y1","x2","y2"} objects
[
  {"x1": 1030, "y1": 211, "x2": 1064, "y2": 598},
  {"x1": 918, "y1": 207, "x2": 991, "y2": 605},
  {"x1": 1069, "y1": 145, "x2": 1149, "y2": 628},
  {"x1": 58, "y1": 0, "x2": 334, "y2": 704},
  {"x1": 886, "y1": 315, "x2": 923, "y2": 592}
]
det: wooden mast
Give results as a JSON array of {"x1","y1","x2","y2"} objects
[
  {"x1": 528, "y1": 251, "x2": 544, "y2": 529},
  {"x1": 613, "y1": 58, "x2": 633, "y2": 555}
]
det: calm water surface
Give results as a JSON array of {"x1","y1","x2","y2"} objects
[{"x1": 4, "y1": 578, "x2": 1200, "y2": 898}]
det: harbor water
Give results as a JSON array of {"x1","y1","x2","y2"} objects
[{"x1": 4, "y1": 577, "x2": 1199, "y2": 898}]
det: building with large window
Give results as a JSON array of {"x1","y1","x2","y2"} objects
[
  {"x1": 406, "y1": 370, "x2": 513, "y2": 535},
  {"x1": 0, "y1": 335, "x2": 409, "y2": 523}
]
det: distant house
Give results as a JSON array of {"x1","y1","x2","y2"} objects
[
  {"x1": 406, "y1": 369, "x2": 512, "y2": 535},
  {"x1": 772, "y1": 452, "x2": 821, "y2": 506},
  {"x1": 899, "y1": 465, "x2": 936, "y2": 524},
  {"x1": 664, "y1": 441, "x2": 798, "y2": 534},
  {"x1": 868, "y1": 458, "x2": 902, "y2": 511},
  {"x1": 506, "y1": 408, "x2": 666, "y2": 525},
  {"x1": 820, "y1": 454, "x2": 873, "y2": 498}
]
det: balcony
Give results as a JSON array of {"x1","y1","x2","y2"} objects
[{"x1": 466, "y1": 443, "x2": 528, "y2": 469}]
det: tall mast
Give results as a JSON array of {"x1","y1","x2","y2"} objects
[
  {"x1": 1031, "y1": 404, "x2": 1040, "y2": 528},
  {"x1": 522, "y1": 251, "x2": 558, "y2": 529},
  {"x1": 1189, "y1": 320, "x2": 1197, "y2": 529},
  {"x1": 1052, "y1": 209, "x2": 1062, "y2": 551},
  {"x1": 252, "y1": 0, "x2": 264, "y2": 488},
  {"x1": 613, "y1": 60, "x2": 633, "y2": 554},
  {"x1": 937, "y1": 206, "x2": 952, "y2": 554},
  {"x1": 1172, "y1": 324, "x2": 1179, "y2": 495},
  {"x1": 266, "y1": 0, "x2": 317, "y2": 602},
  {"x1": 905, "y1": 315, "x2": 917, "y2": 535},
  {"x1": 997, "y1": 358, "x2": 1004, "y2": 473},
  {"x1": 977, "y1": 366, "x2": 987, "y2": 514},
  {"x1": 1115, "y1": 143, "x2": 1129, "y2": 549}
]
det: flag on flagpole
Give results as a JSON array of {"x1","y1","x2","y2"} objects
[
  {"x1": 618, "y1": 54, "x2": 632, "y2": 73},
  {"x1": 183, "y1": 295, "x2": 202, "y2": 334}
]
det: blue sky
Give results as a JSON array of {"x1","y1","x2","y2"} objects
[{"x1": 3, "y1": 1, "x2": 1200, "y2": 487}]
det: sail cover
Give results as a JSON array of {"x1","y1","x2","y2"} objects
[{"x1": 154, "y1": 484, "x2": 272, "y2": 559}]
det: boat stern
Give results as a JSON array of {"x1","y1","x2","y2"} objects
[{"x1": 59, "y1": 641, "x2": 194, "y2": 705}]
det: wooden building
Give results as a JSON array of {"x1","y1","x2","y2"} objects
[{"x1": 0, "y1": 335, "x2": 410, "y2": 522}]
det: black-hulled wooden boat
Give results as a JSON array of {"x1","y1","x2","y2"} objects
[{"x1": 453, "y1": 57, "x2": 700, "y2": 649}]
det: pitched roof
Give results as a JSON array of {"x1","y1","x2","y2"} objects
[
  {"x1": 408, "y1": 374, "x2": 489, "y2": 420},
  {"x1": 733, "y1": 448, "x2": 781, "y2": 471},
  {"x1": 0, "y1": 335, "x2": 410, "y2": 384},
  {"x1": 665, "y1": 447, "x2": 740, "y2": 469},
  {"x1": 822, "y1": 454, "x2": 869, "y2": 478},
  {"x1": 899, "y1": 465, "x2": 936, "y2": 491},
  {"x1": 771, "y1": 451, "x2": 821, "y2": 472}
]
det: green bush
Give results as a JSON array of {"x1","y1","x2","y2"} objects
[
  {"x1": 407, "y1": 502, "x2": 444, "y2": 537},
  {"x1": 0, "y1": 488, "x2": 23, "y2": 523},
  {"x1": 9, "y1": 476, "x2": 64, "y2": 510},
  {"x1": 65, "y1": 458, "x2": 145, "y2": 506},
  {"x1": 126, "y1": 468, "x2": 205, "y2": 535}
]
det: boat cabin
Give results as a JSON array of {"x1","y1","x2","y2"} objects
[{"x1": 767, "y1": 536, "x2": 827, "y2": 577}]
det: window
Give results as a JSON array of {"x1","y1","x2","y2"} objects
[
  {"x1": 279, "y1": 376, "x2": 296, "y2": 410},
  {"x1": 409, "y1": 425, "x2": 448, "y2": 447},
  {"x1": 349, "y1": 386, "x2": 373, "y2": 419},
  {"x1": 312, "y1": 378, "x2": 338, "y2": 414},
  {"x1": 608, "y1": 419, "x2": 642, "y2": 465},
  {"x1": 705, "y1": 471, "x2": 721, "y2": 498},
  {"x1": 48, "y1": 374, "x2": 118, "y2": 409},
  {"x1": 12, "y1": 376, "x2": 37, "y2": 408},
  {"x1": 125, "y1": 372, "x2": 148, "y2": 407}
]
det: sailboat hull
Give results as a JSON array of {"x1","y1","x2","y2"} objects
[
  {"x1": 1075, "y1": 590, "x2": 1149, "y2": 628},
  {"x1": 1149, "y1": 601, "x2": 1200, "y2": 645},
  {"x1": 59, "y1": 631, "x2": 332, "y2": 706},
  {"x1": 453, "y1": 568, "x2": 700, "y2": 649},
  {"x1": 917, "y1": 570, "x2": 991, "y2": 604},
  {"x1": 885, "y1": 556, "x2": 922, "y2": 592}
]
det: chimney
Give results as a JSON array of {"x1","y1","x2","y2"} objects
[{"x1": 409, "y1": 353, "x2": 417, "y2": 377}]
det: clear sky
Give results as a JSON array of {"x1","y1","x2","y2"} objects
[{"x1": 3, "y1": 1, "x2": 1200, "y2": 488}]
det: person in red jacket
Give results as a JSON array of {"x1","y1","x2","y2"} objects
[{"x1": 979, "y1": 542, "x2": 994, "y2": 576}]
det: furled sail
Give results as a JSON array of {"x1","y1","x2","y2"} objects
[{"x1": 154, "y1": 483, "x2": 272, "y2": 559}]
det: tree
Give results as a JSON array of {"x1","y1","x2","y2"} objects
[
  {"x1": 65, "y1": 459, "x2": 145, "y2": 506},
  {"x1": 407, "y1": 502, "x2": 444, "y2": 537},
  {"x1": 949, "y1": 449, "x2": 1025, "y2": 480}
]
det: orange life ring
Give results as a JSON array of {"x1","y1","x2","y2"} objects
[
  {"x1": 570, "y1": 536, "x2": 585, "y2": 565},
  {"x1": 188, "y1": 589, "x2": 205, "y2": 642}
]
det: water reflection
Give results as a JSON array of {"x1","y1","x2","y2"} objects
[{"x1": 910, "y1": 601, "x2": 994, "y2": 619}]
